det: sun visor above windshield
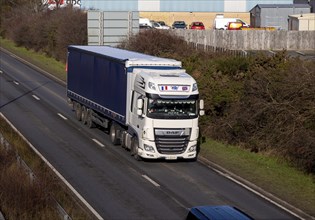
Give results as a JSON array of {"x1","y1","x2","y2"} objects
[{"x1": 125, "y1": 58, "x2": 182, "y2": 67}]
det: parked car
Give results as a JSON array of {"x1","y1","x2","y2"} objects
[
  {"x1": 172, "y1": 21, "x2": 187, "y2": 29},
  {"x1": 227, "y1": 21, "x2": 245, "y2": 30},
  {"x1": 189, "y1": 22, "x2": 205, "y2": 30},
  {"x1": 213, "y1": 14, "x2": 250, "y2": 30},
  {"x1": 152, "y1": 21, "x2": 170, "y2": 30},
  {"x1": 157, "y1": 21, "x2": 171, "y2": 29},
  {"x1": 186, "y1": 205, "x2": 253, "y2": 220},
  {"x1": 139, "y1": 17, "x2": 152, "y2": 27}
]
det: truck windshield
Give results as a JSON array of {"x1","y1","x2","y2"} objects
[{"x1": 147, "y1": 98, "x2": 198, "y2": 119}]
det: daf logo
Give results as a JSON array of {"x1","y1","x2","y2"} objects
[
  {"x1": 166, "y1": 131, "x2": 180, "y2": 135},
  {"x1": 155, "y1": 129, "x2": 189, "y2": 136}
]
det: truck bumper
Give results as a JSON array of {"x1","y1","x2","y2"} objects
[{"x1": 137, "y1": 140, "x2": 198, "y2": 160}]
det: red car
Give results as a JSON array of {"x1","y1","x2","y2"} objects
[{"x1": 190, "y1": 22, "x2": 205, "y2": 30}]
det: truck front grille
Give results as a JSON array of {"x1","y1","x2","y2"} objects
[{"x1": 154, "y1": 129, "x2": 190, "y2": 155}]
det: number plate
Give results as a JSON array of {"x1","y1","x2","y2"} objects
[{"x1": 165, "y1": 155, "x2": 177, "y2": 160}]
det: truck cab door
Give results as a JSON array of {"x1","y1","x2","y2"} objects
[{"x1": 130, "y1": 91, "x2": 145, "y2": 136}]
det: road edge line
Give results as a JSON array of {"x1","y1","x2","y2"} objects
[
  {"x1": 198, "y1": 156, "x2": 314, "y2": 220},
  {"x1": 0, "y1": 47, "x2": 66, "y2": 86}
]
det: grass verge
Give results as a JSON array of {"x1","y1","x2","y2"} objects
[
  {"x1": 201, "y1": 139, "x2": 315, "y2": 216},
  {"x1": 1, "y1": 37, "x2": 315, "y2": 217},
  {"x1": 0, "y1": 37, "x2": 66, "y2": 81}
]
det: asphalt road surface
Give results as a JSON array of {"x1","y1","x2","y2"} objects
[{"x1": 0, "y1": 49, "x2": 301, "y2": 220}]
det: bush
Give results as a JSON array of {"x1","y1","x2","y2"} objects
[
  {"x1": 0, "y1": 146, "x2": 58, "y2": 219},
  {"x1": 1, "y1": 3, "x2": 87, "y2": 62},
  {"x1": 210, "y1": 54, "x2": 315, "y2": 173}
]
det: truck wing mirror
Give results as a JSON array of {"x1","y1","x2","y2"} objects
[
  {"x1": 137, "y1": 109, "x2": 143, "y2": 116},
  {"x1": 137, "y1": 99, "x2": 143, "y2": 109},
  {"x1": 137, "y1": 98, "x2": 143, "y2": 116},
  {"x1": 199, "y1": 99, "x2": 205, "y2": 116},
  {"x1": 199, "y1": 99, "x2": 204, "y2": 109}
]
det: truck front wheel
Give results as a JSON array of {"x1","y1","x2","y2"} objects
[{"x1": 131, "y1": 137, "x2": 142, "y2": 161}]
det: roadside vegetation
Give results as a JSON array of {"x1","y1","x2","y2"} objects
[
  {"x1": 0, "y1": 117, "x2": 93, "y2": 219},
  {"x1": 0, "y1": 0, "x2": 87, "y2": 63},
  {"x1": 1, "y1": 0, "x2": 315, "y2": 217}
]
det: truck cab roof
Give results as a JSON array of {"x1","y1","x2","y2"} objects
[{"x1": 133, "y1": 69, "x2": 198, "y2": 97}]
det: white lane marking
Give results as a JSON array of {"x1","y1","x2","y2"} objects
[
  {"x1": 92, "y1": 139, "x2": 105, "y2": 147},
  {"x1": 32, "y1": 95, "x2": 40, "y2": 100},
  {"x1": 0, "y1": 70, "x2": 3, "y2": 74},
  {"x1": 210, "y1": 167, "x2": 306, "y2": 220},
  {"x1": 142, "y1": 175, "x2": 160, "y2": 187},
  {"x1": 57, "y1": 113, "x2": 67, "y2": 120},
  {"x1": 13, "y1": 81, "x2": 19, "y2": 85},
  {"x1": 0, "y1": 113, "x2": 104, "y2": 220}
]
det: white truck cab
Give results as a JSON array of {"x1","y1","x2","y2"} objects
[{"x1": 125, "y1": 67, "x2": 204, "y2": 160}]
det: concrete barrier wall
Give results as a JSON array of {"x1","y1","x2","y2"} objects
[{"x1": 171, "y1": 30, "x2": 315, "y2": 50}]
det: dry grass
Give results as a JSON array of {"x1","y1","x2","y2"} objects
[
  {"x1": 201, "y1": 139, "x2": 315, "y2": 217},
  {"x1": 0, "y1": 117, "x2": 93, "y2": 219}
]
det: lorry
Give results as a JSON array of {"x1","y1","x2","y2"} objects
[
  {"x1": 67, "y1": 45, "x2": 204, "y2": 161},
  {"x1": 213, "y1": 14, "x2": 250, "y2": 30}
]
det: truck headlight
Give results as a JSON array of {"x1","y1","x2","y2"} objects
[
  {"x1": 192, "y1": 83, "x2": 198, "y2": 91},
  {"x1": 144, "y1": 144, "x2": 155, "y2": 153},
  {"x1": 148, "y1": 82, "x2": 156, "y2": 91},
  {"x1": 188, "y1": 145, "x2": 197, "y2": 152}
]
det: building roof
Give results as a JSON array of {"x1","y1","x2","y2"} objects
[
  {"x1": 289, "y1": 13, "x2": 315, "y2": 20},
  {"x1": 255, "y1": 4, "x2": 311, "y2": 9}
]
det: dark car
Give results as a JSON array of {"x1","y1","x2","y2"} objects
[
  {"x1": 172, "y1": 21, "x2": 187, "y2": 29},
  {"x1": 186, "y1": 205, "x2": 253, "y2": 220},
  {"x1": 190, "y1": 22, "x2": 205, "y2": 30}
]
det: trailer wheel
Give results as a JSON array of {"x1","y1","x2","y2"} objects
[
  {"x1": 86, "y1": 109, "x2": 95, "y2": 128},
  {"x1": 75, "y1": 102, "x2": 82, "y2": 121},
  {"x1": 131, "y1": 137, "x2": 142, "y2": 161},
  {"x1": 81, "y1": 106, "x2": 87, "y2": 124},
  {"x1": 110, "y1": 123, "x2": 120, "y2": 145}
]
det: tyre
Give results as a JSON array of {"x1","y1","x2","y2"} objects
[
  {"x1": 75, "y1": 102, "x2": 82, "y2": 121},
  {"x1": 131, "y1": 137, "x2": 142, "y2": 161},
  {"x1": 81, "y1": 106, "x2": 87, "y2": 124},
  {"x1": 110, "y1": 123, "x2": 120, "y2": 145},
  {"x1": 86, "y1": 109, "x2": 95, "y2": 128}
]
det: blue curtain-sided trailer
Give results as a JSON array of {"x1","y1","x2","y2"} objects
[
  {"x1": 67, "y1": 45, "x2": 182, "y2": 127},
  {"x1": 67, "y1": 46, "x2": 128, "y2": 125}
]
